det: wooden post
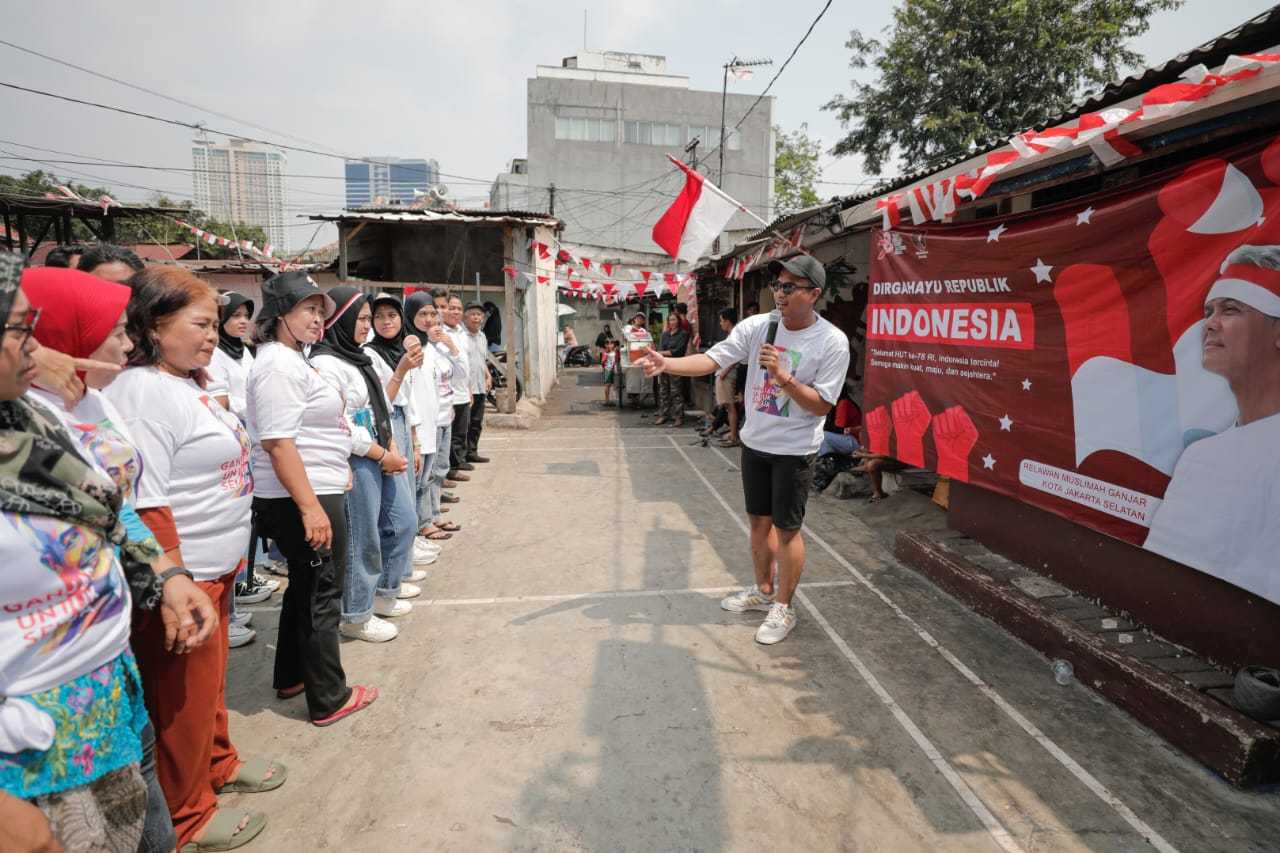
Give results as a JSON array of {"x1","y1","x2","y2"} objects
[
  {"x1": 501, "y1": 260, "x2": 518, "y2": 414},
  {"x1": 338, "y1": 223, "x2": 348, "y2": 281}
]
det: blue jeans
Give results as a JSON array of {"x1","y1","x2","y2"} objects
[
  {"x1": 342, "y1": 407, "x2": 417, "y2": 623},
  {"x1": 416, "y1": 448, "x2": 435, "y2": 530},
  {"x1": 819, "y1": 431, "x2": 859, "y2": 458},
  {"x1": 426, "y1": 422, "x2": 452, "y2": 525},
  {"x1": 136, "y1": 720, "x2": 177, "y2": 853}
]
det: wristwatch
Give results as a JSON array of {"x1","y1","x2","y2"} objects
[{"x1": 158, "y1": 566, "x2": 194, "y2": 585}]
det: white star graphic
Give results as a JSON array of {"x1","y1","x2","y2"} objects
[
  {"x1": 1030, "y1": 258, "x2": 1054, "y2": 283},
  {"x1": 1021, "y1": 378, "x2": 1032, "y2": 391},
  {"x1": 986, "y1": 224, "x2": 1007, "y2": 243},
  {"x1": 998, "y1": 414, "x2": 1013, "y2": 431},
  {"x1": 1076, "y1": 206, "x2": 1094, "y2": 225},
  {"x1": 982, "y1": 454, "x2": 997, "y2": 470}
]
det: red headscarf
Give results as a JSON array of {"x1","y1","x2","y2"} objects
[{"x1": 20, "y1": 267, "x2": 132, "y2": 360}]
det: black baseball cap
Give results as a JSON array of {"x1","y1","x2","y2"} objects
[
  {"x1": 258, "y1": 271, "x2": 336, "y2": 323},
  {"x1": 768, "y1": 255, "x2": 826, "y2": 290}
]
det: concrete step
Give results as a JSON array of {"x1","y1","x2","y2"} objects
[{"x1": 895, "y1": 529, "x2": 1280, "y2": 788}]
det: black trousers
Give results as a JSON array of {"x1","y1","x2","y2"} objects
[
  {"x1": 252, "y1": 493, "x2": 351, "y2": 720},
  {"x1": 467, "y1": 392, "x2": 486, "y2": 456},
  {"x1": 450, "y1": 400, "x2": 471, "y2": 468}
]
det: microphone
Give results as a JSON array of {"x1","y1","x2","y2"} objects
[{"x1": 762, "y1": 310, "x2": 780, "y2": 374}]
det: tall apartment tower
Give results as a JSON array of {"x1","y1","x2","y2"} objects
[
  {"x1": 525, "y1": 49, "x2": 774, "y2": 256},
  {"x1": 191, "y1": 138, "x2": 288, "y2": 252},
  {"x1": 344, "y1": 157, "x2": 439, "y2": 208}
]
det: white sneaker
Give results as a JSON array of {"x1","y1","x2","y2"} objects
[
  {"x1": 254, "y1": 575, "x2": 282, "y2": 593},
  {"x1": 374, "y1": 597, "x2": 412, "y2": 618},
  {"x1": 415, "y1": 537, "x2": 442, "y2": 554},
  {"x1": 412, "y1": 548, "x2": 438, "y2": 567},
  {"x1": 228, "y1": 622, "x2": 256, "y2": 648},
  {"x1": 720, "y1": 585, "x2": 775, "y2": 613},
  {"x1": 231, "y1": 610, "x2": 253, "y2": 628},
  {"x1": 406, "y1": 569, "x2": 428, "y2": 583},
  {"x1": 339, "y1": 615, "x2": 399, "y2": 642},
  {"x1": 396, "y1": 583, "x2": 422, "y2": 600},
  {"x1": 755, "y1": 602, "x2": 797, "y2": 645}
]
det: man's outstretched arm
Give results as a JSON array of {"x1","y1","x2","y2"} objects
[{"x1": 637, "y1": 347, "x2": 719, "y2": 378}]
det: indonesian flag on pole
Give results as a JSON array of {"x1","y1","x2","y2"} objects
[{"x1": 652, "y1": 155, "x2": 741, "y2": 263}]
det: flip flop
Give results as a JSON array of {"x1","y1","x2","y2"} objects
[
  {"x1": 216, "y1": 756, "x2": 288, "y2": 794},
  {"x1": 437, "y1": 521, "x2": 462, "y2": 532},
  {"x1": 180, "y1": 807, "x2": 266, "y2": 852},
  {"x1": 421, "y1": 527, "x2": 453, "y2": 540},
  {"x1": 313, "y1": 684, "x2": 378, "y2": 727},
  {"x1": 718, "y1": 438, "x2": 740, "y2": 447},
  {"x1": 275, "y1": 683, "x2": 305, "y2": 700}
]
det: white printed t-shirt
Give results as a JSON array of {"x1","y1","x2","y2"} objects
[
  {"x1": 0, "y1": 399, "x2": 132, "y2": 700},
  {"x1": 208, "y1": 347, "x2": 255, "y2": 423},
  {"x1": 105, "y1": 367, "x2": 253, "y2": 581},
  {"x1": 705, "y1": 312, "x2": 850, "y2": 456},
  {"x1": 443, "y1": 324, "x2": 471, "y2": 401},
  {"x1": 247, "y1": 342, "x2": 352, "y2": 498}
]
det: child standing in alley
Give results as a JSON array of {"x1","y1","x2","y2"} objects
[{"x1": 602, "y1": 339, "x2": 618, "y2": 405}]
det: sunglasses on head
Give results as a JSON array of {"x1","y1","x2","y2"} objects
[{"x1": 769, "y1": 278, "x2": 818, "y2": 295}]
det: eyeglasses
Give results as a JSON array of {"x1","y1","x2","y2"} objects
[
  {"x1": 769, "y1": 279, "x2": 818, "y2": 296},
  {"x1": 3, "y1": 307, "x2": 40, "y2": 347}
]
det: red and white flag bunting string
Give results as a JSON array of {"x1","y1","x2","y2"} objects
[
  {"x1": 501, "y1": 262, "x2": 694, "y2": 303},
  {"x1": 523, "y1": 238, "x2": 696, "y2": 285},
  {"x1": 873, "y1": 51, "x2": 1280, "y2": 228},
  {"x1": 722, "y1": 224, "x2": 806, "y2": 281},
  {"x1": 174, "y1": 220, "x2": 279, "y2": 263}
]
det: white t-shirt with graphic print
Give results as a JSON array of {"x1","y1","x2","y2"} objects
[
  {"x1": 105, "y1": 367, "x2": 253, "y2": 581},
  {"x1": 705, "y1": 312, "x2": 850, "y2": 456}
]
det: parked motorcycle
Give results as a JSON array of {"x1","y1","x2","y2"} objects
[
  {"x1": 486, "y1": 352, "x2": 523, "y2": 408},
  {"x1": 562, "y1": 345, "x2": 593, "y2": 367}
]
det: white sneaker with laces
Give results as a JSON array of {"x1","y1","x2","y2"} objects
[
  {"x1": 228, "y1": 622, "x2": 256, "y2": 648},
  {"x1": 339, "y1": 615, "x2": 398, "y2": 642},
  {"x1": 374, "y1": 597, "x2": 412, "y2": 618},
  {"x1": 412, "y1": 547, "x2": 438, "y2": 567},
  {"x1": 755, "y1": 602, "x2": 797, "y2": 645},
  {"x1": 396, "y1": 583, "x2": 422, "y2": 600},
  {"x1": 720, "y1": 585, "x2": 774, "y2": 613},
  {"x1": 406, "y1": 569, "x2": 428, "y2": 583}
]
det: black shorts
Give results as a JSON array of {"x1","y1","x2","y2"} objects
[{"x1": 740, "y1": 443, "x2": 816, "y2": 531}]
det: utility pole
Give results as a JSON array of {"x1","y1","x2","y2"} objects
[
  {"x1": 684, "y1": 137, "x2": 700, "y2": 170},
  {"x1": 549, "y1": 183, "x2": 556, "y2": 216}
]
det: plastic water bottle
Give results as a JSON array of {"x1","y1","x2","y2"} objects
[{"x1": 1052, "y1": 659, "x2": 1074, "y2": 685}]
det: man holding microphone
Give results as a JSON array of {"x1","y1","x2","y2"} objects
[{"x1": 638, "y1": 256, "x2": 849, "y2": 644}]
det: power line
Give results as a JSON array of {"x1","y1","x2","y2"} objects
[
  {"x1": 731, "y1": 0, "x2": 833, "y2": 133},
  {"x1": 0, "y1": 38, "x2": 348, "y2": 156}
]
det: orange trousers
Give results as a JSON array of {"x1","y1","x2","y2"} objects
[{"x1": 132, "y1": 570, "x2": 240, "y2": 849}]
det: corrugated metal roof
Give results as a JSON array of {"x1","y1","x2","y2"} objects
[
  {"x1": 840, "y1": 5, "x2": 1280, "y2": 206},
  {"x1": 0, "y1": 193, "x2": 183, "y2": 217},
  {"x1": 310, "y1": 208, "x2": 562, "y2": 228}
]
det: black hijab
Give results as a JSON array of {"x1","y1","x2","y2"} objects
[
  {"x1": 217, "y1": 292, "x2": 254, "y2": 361},
  {"x1": 403, "y1": 291, "x2": 435, "y2": 348},
  {"x1": 365, "y1": 293, "x2": 406, "y2": 371},
  {"x1": 310, "y1": 285, "x2": 393, "y2": 448}
]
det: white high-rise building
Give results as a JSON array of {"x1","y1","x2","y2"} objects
[{"x1": 192, "y1": 138, "x2": 288, "y2": 252}]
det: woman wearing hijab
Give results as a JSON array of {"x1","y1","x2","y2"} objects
[
  {"x1": 365, "y1": 293, "x2": 437, "y2": 573},
  {"x1": 403, "y1": 293, "x2": 465, "y2": 542},
  {"x1": 245, "y1": 272, "x2": 377, "y2": 727},
  {"x1": 310, "y1": 286, "x2": 420, "y2": 644},
  {"x1": 209, "y1": 292, "x2": 254, "y2": 423},
  {"x1": 0, "y1": 254, "x2": 215, "y2": 853}
]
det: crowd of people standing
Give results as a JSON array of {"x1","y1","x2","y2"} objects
[{"x1": 0, "y1": 246, "x2": 494, "y2": 853}]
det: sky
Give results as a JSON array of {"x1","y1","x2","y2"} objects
[{"x1": 1, "y1": 0, "x2": 1274, "y2": 251}]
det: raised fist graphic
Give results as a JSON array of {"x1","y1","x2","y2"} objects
[
  {"x1": 932, "y1": 405, "x2": 979, "y2": 482},
  {"x1": 891, "y1": 391, "x2": 932, "y2": 467},
  {"x1": 864, "y1": 405, "x2": 893, "y2": 456}
]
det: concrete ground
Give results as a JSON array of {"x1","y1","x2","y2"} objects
[{"x1": 224, "y1": 369, "x2": 1280, "y2": 852}]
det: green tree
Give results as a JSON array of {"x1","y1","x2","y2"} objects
[
  {"x1": 1, "y1": 171, "x2": 268, "y2": 258},
  {"x1": 824, "y1": 0, "x2": 1182, "y2": 174},
  {"x1": 774, "y1": 124, "x2": 824, "y2": 215}
]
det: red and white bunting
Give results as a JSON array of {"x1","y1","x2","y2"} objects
[{"x1": 874, "y1": 51, "x2": 1280, "y2": 225}]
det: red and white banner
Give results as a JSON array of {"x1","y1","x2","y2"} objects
[{"x1": 865, "y1": 132, "x2": 1280, "y2": 605}]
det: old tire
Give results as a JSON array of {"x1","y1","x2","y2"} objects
[{"x1": 1232, "y1": 666, "x2": 1280, "y2": 722}]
